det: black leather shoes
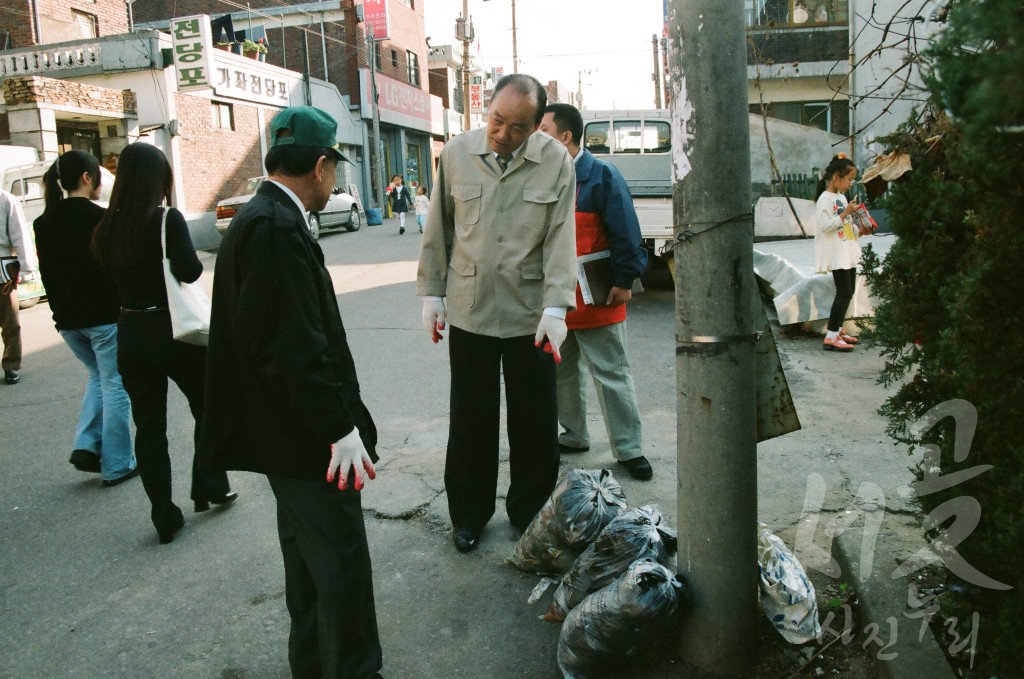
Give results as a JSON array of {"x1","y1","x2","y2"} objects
[
  {"x1": 558, "y1": 443, "x2": 590, "y2": 454},
  {"x1": 453, "y1": 526, "x2": 479, "y2": 553},
  {"x1": 4, "y1": 370, "x2": 20, "y2": 385},
  {"x1": 194, "y1": 490, "x2": 239, "y2": 513},
  {"x1": 102, "y1": 466, "x2": 140, "y2": 487},
  {"x1": 618, "y1": 456, "x2": 654, "y2": 481},
  {"x1": 69, "y1": 449, "x2": 102, "y2": 473}
]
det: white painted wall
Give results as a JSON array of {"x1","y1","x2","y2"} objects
[{"x1": 848, "y1": 0, "x2": 945, "y2": 164}]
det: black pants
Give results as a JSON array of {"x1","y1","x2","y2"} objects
[
  {"x1": 446, "y1": 325, "x2": 560, "y2": 531},
  {"x1": 267, "y1": 475, "x2": 382, "y2": 679},
  {"x1": 828, "y1": 268, "x2": 857, "y2": 332},
  {"x1": 117, "y1": 312, "x2": 229, "y2": 530}
]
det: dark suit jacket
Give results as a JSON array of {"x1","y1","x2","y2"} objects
[{"x1": 200, "y1": 181, "x2": 378, "y2": 480}]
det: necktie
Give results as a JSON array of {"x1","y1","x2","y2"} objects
[{"x1": 496, "y1": 155, "x2": 510, "y2": 173}]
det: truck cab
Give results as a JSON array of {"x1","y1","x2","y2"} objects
[{"x1": 580, "y1": 110, "x2": 674, "y2": 273}]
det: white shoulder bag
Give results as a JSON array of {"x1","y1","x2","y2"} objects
[{"x1": 161, "y1": 207, "x2": 211, "y2": 345}]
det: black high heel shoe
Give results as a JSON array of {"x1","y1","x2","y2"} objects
[
  {"x1": 157, "y1": 512, "x2": 185, "y2": 545},
  {"x1": 194, "y1": 490, "x2": 239, "y2": 513}
]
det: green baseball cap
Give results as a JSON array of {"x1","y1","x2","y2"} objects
[{"x1": 270, "y1": 106, "x2": 351, "y2": 163}]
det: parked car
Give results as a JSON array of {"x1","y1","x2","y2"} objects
[{"x1": 215, "y1": 176, "x2": 361, "y2": 240}]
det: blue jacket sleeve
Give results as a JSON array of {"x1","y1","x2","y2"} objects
[{"x1": 592, "y1": 164, "x2": 649, "y2": 288}]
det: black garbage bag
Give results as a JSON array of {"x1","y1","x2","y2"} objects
[
  {"x1": 548, "y1": 504, "x2": 677, "y2": 621},
  {"x1": 509, "y1": 469, "x2": 627, "y2": 574},
  {"x1": 556, "y1": 557, "x2": 685, "y2": 679}
]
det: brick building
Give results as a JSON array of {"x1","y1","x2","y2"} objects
[
  {"x1": 0, "y1": 0, "x2": 129, "y2": 49},
  {"x1": 0, "y1": 3, "x2": 377, "y2": 248},
  {"x1": 133, "y1": 0, "x2": 439, "y2": 202}
]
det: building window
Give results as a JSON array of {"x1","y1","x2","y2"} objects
[
  {"x1": 391, "y1": 49, "x2": 399, "y2": 68},
  {"x1": 746, "y1": 0, "x2": 847, "y2": 27},
  {"x1": 211, "y1": 102, "x2": 234, "y2": 130},
  {"x1": 752, "y1": 100, "x2": 833, "y2": 131},
  {"x1": 373, "y1": 42, "x2": 382, "y2": 69},
  {"x1": 407, "y1": 51, "x2": 420, "y2": 86},
  {"x1": 71, "y1": 10, "x2": 98, "y2": 39}
]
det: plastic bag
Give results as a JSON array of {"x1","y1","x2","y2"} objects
[
  {"x1": 548, "y1": 504, "x2": 677, "y2": 621},
  {"x1": 758, "y1": 526, "x2": 821, "y2": 644},
  {"x1": 850, "y1": 203, "x2": 878, "y2": 236},
  {"x1": 557, "y1": 557, "x2": 685, "y2": 679},
  {"x1": 510, "y1": 469, "x2": 627, "y2": 574}
]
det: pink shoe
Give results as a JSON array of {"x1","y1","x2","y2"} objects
[
  {"x1": 823, "y1": 336, "x2": 855, "y2": 352},
  {"x1": 839, "y1": 330, "x2": 860, "y2": 344}
]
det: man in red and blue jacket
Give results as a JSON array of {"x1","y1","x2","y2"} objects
[{"x1": 540, "y1": 104, "x2": 652, "y2": 480}]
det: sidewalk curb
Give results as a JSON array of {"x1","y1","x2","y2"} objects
[{"x1": 832, "y1": 516, "x2": 955, "y2": 679}]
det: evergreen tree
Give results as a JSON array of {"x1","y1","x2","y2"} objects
[{"x1": 862, "y1": 1, "x2": 1024, "y2": 673}]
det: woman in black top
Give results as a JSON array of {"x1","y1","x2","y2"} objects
[
  {"x1": 34, "y1": 151, "x2": 137, "y2": 485},
  {"x1": 91, "y1": 143, "x2": 236, "y2": 544}
]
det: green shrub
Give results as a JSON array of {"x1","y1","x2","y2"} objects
[{"x1": 860, "y1": 1, "x2": 1023, "y2": 674}]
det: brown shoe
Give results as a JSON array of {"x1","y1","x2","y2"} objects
[{"x1": 823, "y1": 336, "x2": 855, "y2": 352}]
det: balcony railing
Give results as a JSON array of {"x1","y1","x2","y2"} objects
[
  {"x1": 1, "y1": 42, "x2": 102, "y2": 78},
  {"x1": 0, "y1": 33, "x2": 162, "y2": 80}
]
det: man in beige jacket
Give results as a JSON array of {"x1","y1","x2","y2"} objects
[{"x1": 417, "y1": 74, "x2": 577, "y2": 553}]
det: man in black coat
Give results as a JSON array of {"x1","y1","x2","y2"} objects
[{"x1": 201, "y1": 106, "x2": 382, "y2": 679}]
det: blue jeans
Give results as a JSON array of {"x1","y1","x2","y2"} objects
[{"x1": 60, "y1": 324, "x2": 136, "y2": 481}]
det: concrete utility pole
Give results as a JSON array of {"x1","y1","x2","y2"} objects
[
  {"x1": 652, "y1": 34, "x2": 663, "y2": 109},
  {"x1": 367, "y1": 24, "x2": 385, "y2": 209},
  {"x1": 484, "y1": 0, "x2": 518, "y2": 73},
  {"x1": 661, "y1": 37, "x2": 670, "y2": 106},
  {"x1": 511, "y1": 0, "x2": 518, "y2": 73},
  {"x1": 457, "y1": 1, "x2": 473, "y2": 132},
  {"x1": 669, "y1": 1, "x2": 758, "y2": 674}
]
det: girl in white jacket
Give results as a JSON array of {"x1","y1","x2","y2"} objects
[{"x1": 814, "y1": 154, "x2": 861, "y2": 352}]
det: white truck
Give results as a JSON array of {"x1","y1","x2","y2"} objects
[
  {"x1": 579, "y1": 110, "x2": 674, "y2": 273},
  {"x1": 0, "y1": 145, "x2": 44, "y2": 307}
]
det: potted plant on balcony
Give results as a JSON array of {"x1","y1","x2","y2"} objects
[
  {"x1": 242, "y1": 38, "x2": 268, "y2": 61},
  {"x1": 214, "y1": 41, "x2": 234, "y2": 52}
]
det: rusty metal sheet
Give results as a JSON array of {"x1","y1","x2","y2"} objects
[{"x1": 755, "y1": 302, "x2": 801, "y2": 442}]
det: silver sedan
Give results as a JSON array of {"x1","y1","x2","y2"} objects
[{"x1": 216, "y1": 177, "x2": 361, "y2": 240}]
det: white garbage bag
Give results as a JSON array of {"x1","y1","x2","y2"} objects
[{"x1": 758, "y1": 526, "x2": 821, "y2": 644}]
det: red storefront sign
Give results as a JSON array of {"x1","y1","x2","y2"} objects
[{"x1": 363, "y1": 0, "x2": 390, "y2": 40}]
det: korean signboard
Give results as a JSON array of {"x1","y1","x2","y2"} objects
[
  {"x1": 359, "y1": 69, "x2": 432, "y2": 132},
  {"x1": 213, "y1": 65, "x2": 290, "y2": 106},
  {"x1": 170, "y1": 15, "x2": 213, "y2": 92},
  {"x1": 363, "y1": 0, "x2": 390, "y2": 40},
  {"x1": 470, "y1": 75, "x2": 483, "y2": 114}
]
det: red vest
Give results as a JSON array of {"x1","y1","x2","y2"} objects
[{"x1": 566, "y1": 209, "x2": 627, "y2": 330}]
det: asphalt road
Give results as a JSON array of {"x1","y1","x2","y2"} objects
[{"x1": 0, "y1": 217, "x2": 927, "y2": 678}]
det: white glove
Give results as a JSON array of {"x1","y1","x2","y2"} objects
[
  {"x1": 534, "y1": 313, "x2": 567, "y2": 364},
  {"x1": 422, "y1": 297, "x2": 447, "y2": 343},
  {"x1": 326, "y1": 428, "x2": 377, "y2": 491}
]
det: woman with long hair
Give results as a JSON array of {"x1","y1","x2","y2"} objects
[
  {"x1": 91, "y1": 143, "x2": 236, "y2": 544},
  {"x1": 33, "y1": 151, "x2": 137, "y2": 485}
]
